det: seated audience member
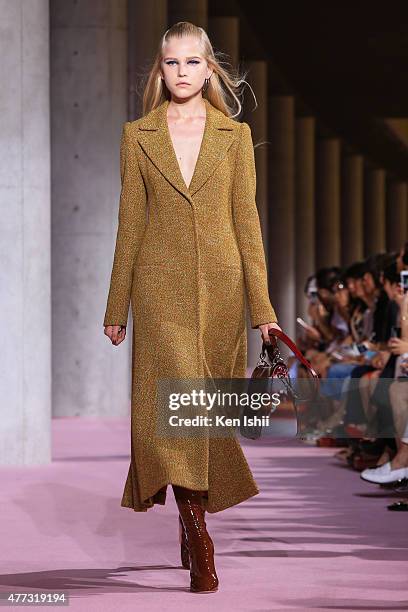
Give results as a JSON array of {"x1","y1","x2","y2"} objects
[
  {"x1": 297, "y1": 243, "x2": 408, "y2": 488},
  {"x1": 344, "y1": 262, "x2": 369, "y2": 344},
  {"x1": 362, "y1": 262, "x2": 401, "y2": 447},
  {"x1": 360, "y1": 289, "x2": 408, "y2": 505},
  {"x1": 341, "y1": 255, "x2": 397, "y2": 428}
]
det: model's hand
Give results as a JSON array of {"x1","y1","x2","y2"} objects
[
  {"x1": 258, "y1": 321, "x2": 282, "y2": 344},
  {"x1": 104, "y1": 325, "x2": 126, "y2": 346}
]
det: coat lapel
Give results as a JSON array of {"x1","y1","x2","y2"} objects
[{"x1": 136, "y1": 98, "x2": 237, "y2": 201}]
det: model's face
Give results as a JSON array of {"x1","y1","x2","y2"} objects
[{"x1": 160, "y1": 35, "x2": 212, "y2": 100}]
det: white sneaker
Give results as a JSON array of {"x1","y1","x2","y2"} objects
[{"x1": 360, "y1": 461, "x2": 408, "y2": 484}]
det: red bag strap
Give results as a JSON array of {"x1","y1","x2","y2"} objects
[{"x1": 266, "y1": 328, "x2": 320, "y2": 383}]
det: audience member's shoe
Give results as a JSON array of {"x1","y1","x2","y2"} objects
[
  {"x1": 387, "y1": 500, "x2": 408, "y2": 511},
  {"x1": 316, "y1": 436, "x2": 339, "y2": 447},
  {"x1": 394, "y1": 478, "x2": 408, "y2": 492},
  {"x1": 379, "y1": 478, "x2": 408, "y2": 489},
  {"x1": 349, "y1": 450, "x2": 383, "y2": 471},
  {"x1": 348, "y1": 440, "x2": 397, "y2": 471},
  {"x1": 360, "y1": 461, "x2": 408, "y2": 484},
  {"x1": 334, "y1": 447, "x2": 354, "y2": 463}
]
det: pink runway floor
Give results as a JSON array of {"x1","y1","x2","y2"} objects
[{"x1": 1, "y1": 417, "x2": 408, "y2": 611}]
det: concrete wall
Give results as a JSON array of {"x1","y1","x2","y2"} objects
[
  {"x1": 0, "y1": 0, "x2": 51, "y2": 464},
  {"x1": 50, "y1": 0, "x2": 129, "y2": 416}
]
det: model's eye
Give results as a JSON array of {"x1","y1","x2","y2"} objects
[{"x1": 165, "y1": 60, "x2": 201, "y2": 66}]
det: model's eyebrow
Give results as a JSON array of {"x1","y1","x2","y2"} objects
[{"x1": 163, "y1": 56, "x2": 202, "y2": 60}]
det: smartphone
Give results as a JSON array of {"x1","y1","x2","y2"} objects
[
  {"x1": 308, "y1": 289, "x2": 319, "y2": 304},
  {"x1": 401, "y1": 271, "x2": 408, "y2": 293},
  {"x1": 356, "y1": 343, "x2": 368, "y2": 353}
]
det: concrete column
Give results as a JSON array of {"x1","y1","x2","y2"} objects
[
  {"x1": 386, "y1": 181, "x2": 408, "y2": 252},
  {"x1": 0, "y1": 0, "x2": 50, "y2": 464},
  {"x1": 51, "y1": 0, "x2": 128, "y2": 416},
  {"x1": 242, "y1": 61, "x2": 268, "y2": 368},
  {"x1": 295, "y1": 117, "x2": 315, "y2": 321},
  {"x1": 128, "y1": 0, "x2": 167, "y2": 120},
  {"x1": 364, "y1": 168, "x2": 386, "y2": 256},
  {"x1": 208, "y1": 17, "x2": 239, "y2": 67},
  {"x1": 243, "y1": 62, "x2": 269, "y2": 257},
  {"x1": 268, "y1": 97, "x2": 296, "y2": 347},
  {"x1": 168, "y1": 0, "x2": 207, "y2": 29},
  {"x1": 341, "y1": 155, "x2": 364, "y2": 267},
  {"x1": 315, "y1": 139, "x2": 341, "y2": 268}
]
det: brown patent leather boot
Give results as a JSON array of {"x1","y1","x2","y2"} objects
[
  {"x1": 179, "y1": 510, "x2": 208, "y2": 570},
  {"x1": 173, "y1": 485, "x2": 218, "y2": 593}
]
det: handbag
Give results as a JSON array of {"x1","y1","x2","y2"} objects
[{"x1": 239, "y1": 328, "x2": 320, "y2": 440}]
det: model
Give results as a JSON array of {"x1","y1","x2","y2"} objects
[{"x1": 103, "y1": 20, "x2": 282, "y2": 593}]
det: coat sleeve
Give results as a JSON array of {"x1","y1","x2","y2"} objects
[
  {"x1": 103, "y1": 122, "x2": 148, "y2": 327},
  {"x1": 232, "y1": 121, "x2": 278, "y2": 329}
]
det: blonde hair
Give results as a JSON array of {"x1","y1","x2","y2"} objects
[{"x1": 141, "y1": 21, "x2": 256, "y2": 119}]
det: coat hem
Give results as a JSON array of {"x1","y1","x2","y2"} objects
[{"x1": 120, "y1": 480, "x2": 260, "y2": 514}]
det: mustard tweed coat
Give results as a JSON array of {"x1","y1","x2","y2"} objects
[{"x1": 103, "y1": 97, "x2": 278, "y2": 513}]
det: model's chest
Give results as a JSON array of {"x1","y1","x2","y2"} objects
[
  {"x1": 167, "y1": 119, "x2": 206, "y2": 190},
  {"x1": 135, "y1": 126, "x2": 239, "y2": 200}
]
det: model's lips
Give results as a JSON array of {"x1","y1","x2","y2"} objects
[{"x1": 176, "y1": 83, "x2": 190, "y2": 86}]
